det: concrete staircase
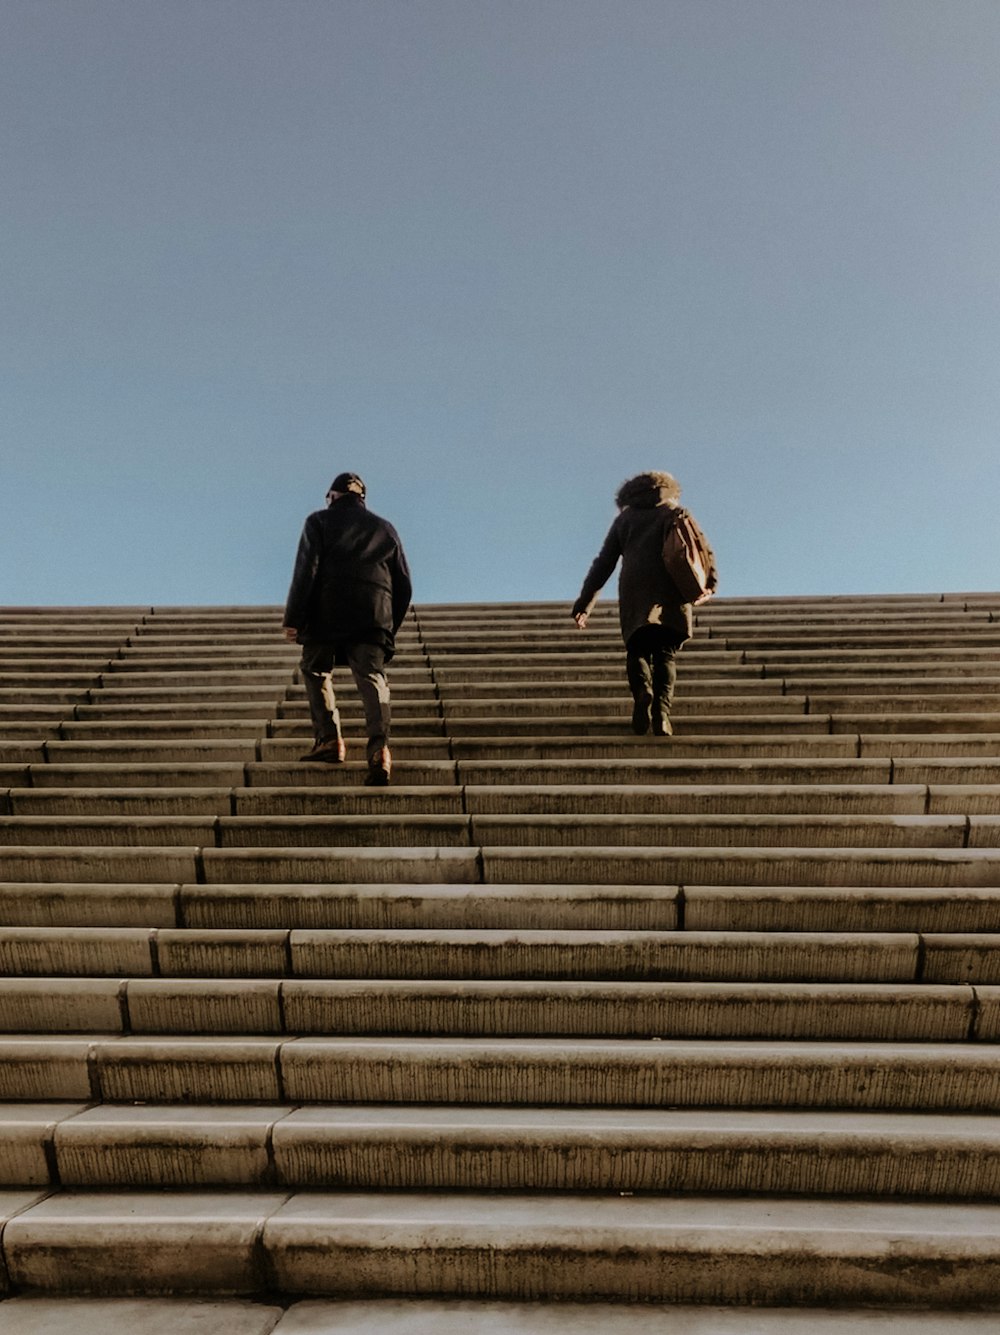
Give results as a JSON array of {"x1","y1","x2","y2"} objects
[{"x1": 1, "y1": 594, "x2": 1000, "y2": 1330}]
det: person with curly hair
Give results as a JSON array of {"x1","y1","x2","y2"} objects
[{"x1": 572, "y1": 471, "x2": 717, "y2": 737}]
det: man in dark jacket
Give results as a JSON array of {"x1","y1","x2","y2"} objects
[
  {"x1": 283, "y1": 472, "x2": 412, "y2": 785},
  {"x1": 572, "y1": 471, "x2": 717, "y2": 737}
]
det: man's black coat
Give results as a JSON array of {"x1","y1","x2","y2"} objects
[{"x1": 283, "y1": 495, "x2": 412, "y2": 657}]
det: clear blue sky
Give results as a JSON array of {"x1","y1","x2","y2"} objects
[{"x1": 3, "y1": 0, "x2": 999, "y2": 606}]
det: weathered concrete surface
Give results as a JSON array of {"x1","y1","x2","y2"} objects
[{"x1": 4, "y1": 594, "x2": 1000, "y2": 1314}]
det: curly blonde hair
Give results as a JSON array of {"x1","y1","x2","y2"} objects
[{"x1": 615, "y1": 471, "x2": 681, "y2": 509}]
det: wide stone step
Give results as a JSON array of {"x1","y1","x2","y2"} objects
[
  {"x1": 15, "y1": 809, "x2": 990, "y2": 850},
  {"x1": 23, "y1": 761, "x2": 456, "y2": 789},
  {"x1": 456, "y1": 757, "x2": 1000, "y2": 784},
  {"x1": 3, "y1": 789, "x2": 237, "y2": 818},
  {"x1": 59, "y1": 718, "x2": 441, "y2": 741},
  {"x1": 481, "y1": 845, "x2": 1000, "y2": 887},
  {"x1": 470, "y1": 813, "x2": 990, "y2": 849},
  {"x1": 0, "y1": 1296, "x2": 288, "y2": 1334},
  {"x1": 467, "y1": 784, "x2": 928, "y2": 814},
  {"x1": 745, "y1": 647, "x2": 1000, "y2": 670},
  {"x1": 438, "y1": 696, "x2": 808, "y2": 718},
  {"x1": 435, "y1": 677, "x2": 781, "y2": 697},
  {"x1": 35, "y1": 738, "x2": 451, "y2": 764},
  {"x1": 2, "y1": 787, "x2": 467, "y2": 817},
  {"x1": 72, "y1": 698, "x2": 436, "y2": 723},
  {"x1": 73, "y1": 701, "x2": 284, "y2": 720},
  {"x1": 0, "y1": 979, "x2": 986, "y2": 1040},
  {"x1": 0, "y1": 926, "x2": 939, "y2": 983},
  {"x1": 8, "y1": 1034, "x2": 1000, "y2": 1110},
  {"x1": 5, "y1": 594, "x2": 1000, "y2": 1314},
  {"x1": 792, "y1": 675, "x2": 1000, "y2": 696},
  {"x1": 2, "y1": 1299, "x2": 998, "y2": 1335},
  {"x1": 6, "y1": 1103, "x2": 1000, "y2": 1199},
  {"x1": 4, "y1": 1189, "x2": 1000, "y2": 1305},
  {"x1": 5, "y1": 842, "x2": 1000, "y2": 887},
  {"x1": 449, "y1": 736, "x2": 863, "y2": 761},
  {"x1": 258, "y1": 739, "x2": 453, "y2": 762},
  {"x1": 0, "y1": 846, "x2": 481, "y2": 884},
  {"x1": 444, "y1": 714, "x2": 832, "y2": 736},
  {"x1": 4, "y1": 879, "x2": 1000, "y2": 936}
]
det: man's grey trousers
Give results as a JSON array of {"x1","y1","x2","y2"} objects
[{"x1": 300, "y1": 641, "x2": 391, "y2": 763}]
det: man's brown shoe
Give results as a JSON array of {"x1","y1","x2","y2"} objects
[
  {"x1": 300, "y1": 738, "x2": 346, "y2": 763},
  {"x1": 364, "y1": 746, "x2": 392, "y2": 786}
]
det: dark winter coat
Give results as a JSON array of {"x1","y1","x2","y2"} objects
[
  {"x1": 283, "y1": 495, "x2": 412, "y2": 657},
  {"x1": 573, "y1": 492, "x2": 717, "y2": 646}
]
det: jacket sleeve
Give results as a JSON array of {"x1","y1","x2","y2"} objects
[
  {"x1": 389, "y1": 531, "x2": 413, "y2": 633},
  {"x1": 572, "y1": 520, "x2": 622, "y2": 617},
  {"x1": 283, "y1": 515, "x2": 322, "y2": 630}
]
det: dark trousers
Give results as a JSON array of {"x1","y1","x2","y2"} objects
[
  {"x1": 300, "y1": 641, "x2": 391, "y2": 763},
  {"x1": 626, "y1": 626, "x2": 684, "y2": 726}
]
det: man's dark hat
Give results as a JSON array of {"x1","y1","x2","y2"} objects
[{"x1": 329, "y1": 472, "x2": 366, "y2": 497}]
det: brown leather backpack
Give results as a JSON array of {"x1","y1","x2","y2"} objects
[{"x1": 662, "y1": 507, "x2": 718, "y2": 605}]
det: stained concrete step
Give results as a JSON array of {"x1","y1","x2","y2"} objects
[
  {"x1": 13, "y1": 809, "x2": 986, "y2": 852},
  {"x1": 3, "y1": 789, "x2": 236, "y2": 817},
  {"x1": 0, "y1": 817, "x2": 220, "y2": 846},
  {"x1": 722, "y1": 630, "x2": 1000, "y2": 649},
  {"x1": 2, "y1": 787, "x2": 467, "y2": 817},
  {"x1": 463, "y1": 783, "x2": 928, "y2": 814},
  {"x1": 0, "y1": 926, "x2": 941, "y2": 983},
  {"x1": 0, "y1": 979, "x2": 986, "y2": 1040},
  {"x1": 23, "y1": 761, "x2": 456, "y2": 789},
  {"x1": 25, "y1": 764, "x2": 252, "y2": 789},
  {"x1": 257, "y1": 739, "x2": 453, "y2": 762},
  {"x1": 4, "y1": 1189, "x2": 1000, "y2": 1305},
  {"x1": 455, "y1": 758, "x2": 898, "y2": 784},
  {"x1": 449, "y1": 734, "x2": 1000, "y2": 760},
  {"x1": 744, "y1": 647, "x2": 1000, "y2": 669},
  {"x1": 79, "y1": 698, "x2": 437, "y2": 721},
  {"x1": 0, "y1": 846, "x2": 481, "y2": 884},
  {"x1": 61, "y1": 718, "x2": 442, "y2": 741},
  {"x1": 4, "y1": 1104, "x2": 1000, "y2": 1199},
  {"x1": 0, "y1": 1296, "x2": 286, "y2": 1335},
  {"x1": 433, "y1": 660, "x2": 756, "y2": 682},
  {"x1": 276, "y1": 979, "x2": 983, "y2": 1040},
  {"x1": 9, "y1": 1035, "x2": 1000, "y2": 1110},
  {"x1": 6, "y1": 842, "x2": 1000, "y2": 888},
  {"x1": 434, "y1": 678, "x2": 783, "y2": 697},
  {"x1": 56, "y1": 722, "x2": 270, "y2": 742},
  {"x1": 280, "y1": 927, "x2": 920, "y2": 982},
  {"x1": 798, "y1": 677, "x2": 1000, "y2": 695},
  {"x1": 834, "y1": 713, "x2": 1000, "y2": 734},
  {"x1": 4, "y1": 879, "x2": 1000, "y2": 937},
  {"x1": 440, "y1": 715, "x2": 833, "y2": 736},
  {"x1": 459, "y1": 757, "x2": 1000, "y2": 783},
  {"x1": 36, "y1": 739, "x2": 451, "y2": 765},
  {"x1": 439, "y1": 697, "x2": 809, "y2": 718},
  {"x1": 3, "y1": 1300, "x2": 998, "y2": 1335},
  {"x1": 448, "y1": 736, "x2": 863, "y2": 761},
  {"x1": 481, "y1": 845, "x2": 1000, "y2": 887},
  {"x1": 471, "y1": 813, "x2": 990, "y2": 849},
  {"x1": 442, "y1": 714, "x2": 1000, "y2": 737}
]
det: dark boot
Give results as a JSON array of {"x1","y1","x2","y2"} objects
[
  {"x1": 625, "y1": 651, "x2": 654, "y2": 735},
  {"x1": 651, "y1": 640, "x2": 678, "y2": 737}
]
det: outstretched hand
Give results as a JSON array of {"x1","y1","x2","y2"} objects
[{"x1": 574, "y1": 612, "x2": 589, "y2": 630}]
